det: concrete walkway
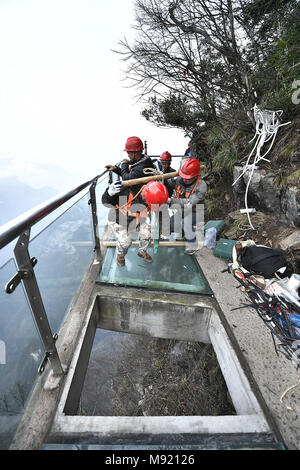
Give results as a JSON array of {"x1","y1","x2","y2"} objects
[{"x1": 197, "y1": 246, "x2": 300, "y2": 450}]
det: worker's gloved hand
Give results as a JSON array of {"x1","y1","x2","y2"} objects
[
  {"x1": 105, "y1": 164, "x2": 117, "y2": 172},
  {"x1": 108, "y1": 181, "x2": 123, "y2": 196}
]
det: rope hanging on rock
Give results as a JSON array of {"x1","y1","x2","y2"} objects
[{"x1": 233, "y1": 104, "x2": 291, "y2": 230}]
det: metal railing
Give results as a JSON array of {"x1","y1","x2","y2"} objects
[
  {"x1": 0, "y1": 169, "x2": 108, "y2": 376},
  {"x1": 0, "y1": 155, "x2": 186, "y2": 376},
  {"x1": 0, "y1": 171, "x2": 108, "y2": 250}
]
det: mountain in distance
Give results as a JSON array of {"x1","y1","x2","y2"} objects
[{"x1": 0, "y1": 176, "x2": 57, "y2": 226}]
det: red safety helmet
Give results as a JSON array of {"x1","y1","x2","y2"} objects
[
  {"x1": 179, "y1": 158, "x2": 201, "y2": 179},
  {"x1": 144, "y1": 181, "x2": 168, "y2": 210},
  {"x1": 123, "y1": 136, "x2": 144, "y2": 152},
  {"x1": 160, "y1": 151, "x2": 172, "y2": 161}
]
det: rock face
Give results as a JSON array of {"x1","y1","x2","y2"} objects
[
  {"x1": 277, "y1": 230, "x2": 300, "y2": 252},
  {"x1": 233, "y1": 166, "x2": 300, "y2": 227},
  {"x1": 282, "y1": 186, "x2": 300, "y2": 227}
]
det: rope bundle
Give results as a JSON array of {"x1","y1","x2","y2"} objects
[{"x1": 233, "y1": 104, "x2": 291, "y2": 229}]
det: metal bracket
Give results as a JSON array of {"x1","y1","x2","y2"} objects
[
  {"x1": 5, "y1": 257, "x2": 38, "y2": 294},
  {"x1": 12, "y1": 229, "x2": 64, "y2": 376},
  {"x1": 38, "y1": 333, "x2": 58, "y2": 374}
]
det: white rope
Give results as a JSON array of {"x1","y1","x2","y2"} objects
[
  {"x1": 233, "y1": 104, "x2": 291, "y2": 230},
  {"x1": 143, "y1": 168, "x2": 163, "y2": 176},
  {"x1": 280, "y1": 379, "x2": 300, "y2": 411}
]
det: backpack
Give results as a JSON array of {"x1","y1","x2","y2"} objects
[{"x1": 238, "y1": 245, "x2": 287, "y2": 278}]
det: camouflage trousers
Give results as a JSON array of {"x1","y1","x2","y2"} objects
[{"x1": 108, "y1": 221, "x2": 152, "y2": 256}]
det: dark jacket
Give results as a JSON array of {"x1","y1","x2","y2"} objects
[
  {"x1": 102, "y1": 186, "x2": 148, "y2": 227},
  {"x1": 113, "y1": 155, "x2": 155, "y2": 191},
  {"x1": 162, "y1": 166, "x2": 177, "y2": 197},
  {"x1": 170, "y1": 176, "x2": 207, "y2": 213}
]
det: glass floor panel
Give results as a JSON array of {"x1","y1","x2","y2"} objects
[{"x1": 98, "y1": 246, "x2": 213, "y2": 295}]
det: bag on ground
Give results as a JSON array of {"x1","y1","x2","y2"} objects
[{"x1": 238, "y1": 245, "x2": 287, "y2": 278}]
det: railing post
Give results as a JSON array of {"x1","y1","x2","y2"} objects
[
  {"x1": 89, "y1": 181, "x2": 101, "y2": 258},
  {"x1": 13, "y1": 229, "x2": 64, "y2": 376}
]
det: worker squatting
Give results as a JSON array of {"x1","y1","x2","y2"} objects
[{"x1": 102, "y1": 136, "x2": 207, "y2": 267}]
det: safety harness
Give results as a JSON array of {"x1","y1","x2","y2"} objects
[
  {"x1": 175, "y1": 176, "x2": 203, "y2": 199},
  {"x1": 115, "y1": 185, "x2": 149, "y2": 222}
]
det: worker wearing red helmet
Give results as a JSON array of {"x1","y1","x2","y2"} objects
[
  {"x1": 159, "y1": 151, "x2": 177, "y2": 198},
  {"x1": 167, "y1": 158, "x2": 207, "y2": 255},
  {"x1": 105, "y1": 136, "x2": 155, "y2": 191},
  {"x1": 160, "y1": 151, "x2": 175, "y2": 174},
  {"x1": 102, "y1": 179, "x2": 168, "y2": 266}
]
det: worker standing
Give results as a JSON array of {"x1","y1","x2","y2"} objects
[
  {"x1": 159, "y1": 151, "x2": 177, "y2": 197},
  {"x1": 168, "y1": 158, "x2": 207, "y2": 255},
  {"x1": 160, "y1": 151, "x2": 176, "y2": 174},
  {"x1": 105, "y1": 136, "x2": 155, "y2": 191},
  {"x1": 184, "y1": 141, "x2": 192, "y2": 157},
  {"x1": 156, "y1": 151, "x2": 176, "y2": 238},
  {"x1": 102, "y1": 180, "x2": 169, "y2": 266}
]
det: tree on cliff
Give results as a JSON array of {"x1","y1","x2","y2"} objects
[
  {"x1": 116, "y1": 0, "x2": 260, "y2": 129},
  {"x1": 116, "y1": 0, "x2": 299, "y2": 133}
]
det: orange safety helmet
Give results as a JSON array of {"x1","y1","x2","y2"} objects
[
  {"x1": 160, "y1": 151, "x2": 172, "y2": 161},
  {"x1": 144, "y1": 181, "x2": 168, "y2": 210},
  {"x1": 123, "y1": 136, "x2": 144, "y2": 152},
  {"x1": 179, "y1": 158, "x2": 201, "y2": 179}
]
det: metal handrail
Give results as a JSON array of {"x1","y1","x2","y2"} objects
[
  {"x1": 0, "y1": 168, "x2": 109, "y2": 376},
  {"x1": 0, "y1": 170, "x2": 108, "y2": 250},
  {"x1": 148, "y1": 154, "x2": 185, "y2": 158}
]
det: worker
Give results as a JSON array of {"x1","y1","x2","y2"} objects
[
  {"x1": 167, "y1": 158, "x2": 207, "y2": 255},
  {"x1": 159, "y1": 151, "x2": 177, "y2": 197},
  {"x1": 102, "y1": 180, "x2": 169, "y2": 266},
  {"x1": 156, "y1": 151, "x2": 177, "y2": 238},
  {"x1": 105, "y1": 136, "x2": 155, "y2": 191},
  {"x1": 184, "y1": 141, "x2": 192, "y2": 157},
  {"x1": 160, "y1": 151, "x2": 176, "y2": 174},
  {"x1": 180, "y1": 141, "x2": 192, "y2": 169}
]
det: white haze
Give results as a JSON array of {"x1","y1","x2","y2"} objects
[{"x1": 0, "y1": 0, "x2": 188, "y2": 192}]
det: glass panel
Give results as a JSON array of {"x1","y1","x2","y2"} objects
[
  {"x1": 0, "y1": 259, "x2": 44, "y2": 450},
  {"x1": 98, "y1": 246, "x2": 212, "y2": 294},
  {"x1": 29, "y1": 192, "x2": 94, "y2": 334},
  {"x1": 95, "y1": 174, "x2": 112, "y2": 239}
]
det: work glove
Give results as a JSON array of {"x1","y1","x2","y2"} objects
[
  {"x1": 108, "y1": 181, "x2": 123, "y2": 196},
  {"x1": 153, "y1": 159, "x2": 162, "y2": 172}
]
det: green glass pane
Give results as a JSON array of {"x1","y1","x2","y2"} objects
[
  {"x1": 98, "y1": 246, "x2": 212, "y2": 295},
  {"x1": 0, "y1": 259, "x2": 44, "y2": 449},
  {"x1": 30, "y1": 193, "x2": 94, "y2": 334},
  {"x1": 95, "y1": 175, "x2": 111, "y2": 238}
]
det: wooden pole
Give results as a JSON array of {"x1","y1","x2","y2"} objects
[{"x1": 121, "y1": 171, "x2": 178, "y2": 187}]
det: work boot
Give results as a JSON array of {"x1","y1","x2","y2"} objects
[
  {"x1": 185, "y1": 248, "x2": 198, "y2": 256},
  {"x1": 117, "y1": 254, "x2": 125, "y2": 266},
  {"x1": 137, "y1": 250, "x2": 152, "y2": 263}
]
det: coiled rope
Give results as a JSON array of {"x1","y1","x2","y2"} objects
[
  {"x1": 233, "y1": 104, "x2": 291, "y2": 229},
  {"x1": 143, "y1": 168, "x2": 164, "y2": 176}
]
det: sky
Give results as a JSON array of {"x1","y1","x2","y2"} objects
[{"x1": 0, "y1": 0, "x2": 188, "y2": 192}]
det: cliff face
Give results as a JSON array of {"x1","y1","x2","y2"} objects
[
  {"x1": 230, "y1": 113, "x2": 300, "y2": 228},
  {"x1": 203, "y1": 114, "x2": 300, "y2": 273},
  {"x1": 233, "y1": 166, "x2": 300, "y2": 228}
]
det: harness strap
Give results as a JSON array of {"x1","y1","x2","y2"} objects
[
  {"x1": 115, "y1": 185, "x2": 149, "y2": 221},
  {"x1": 175, "y1": 177, "x2": 203, "y2": 199}
]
